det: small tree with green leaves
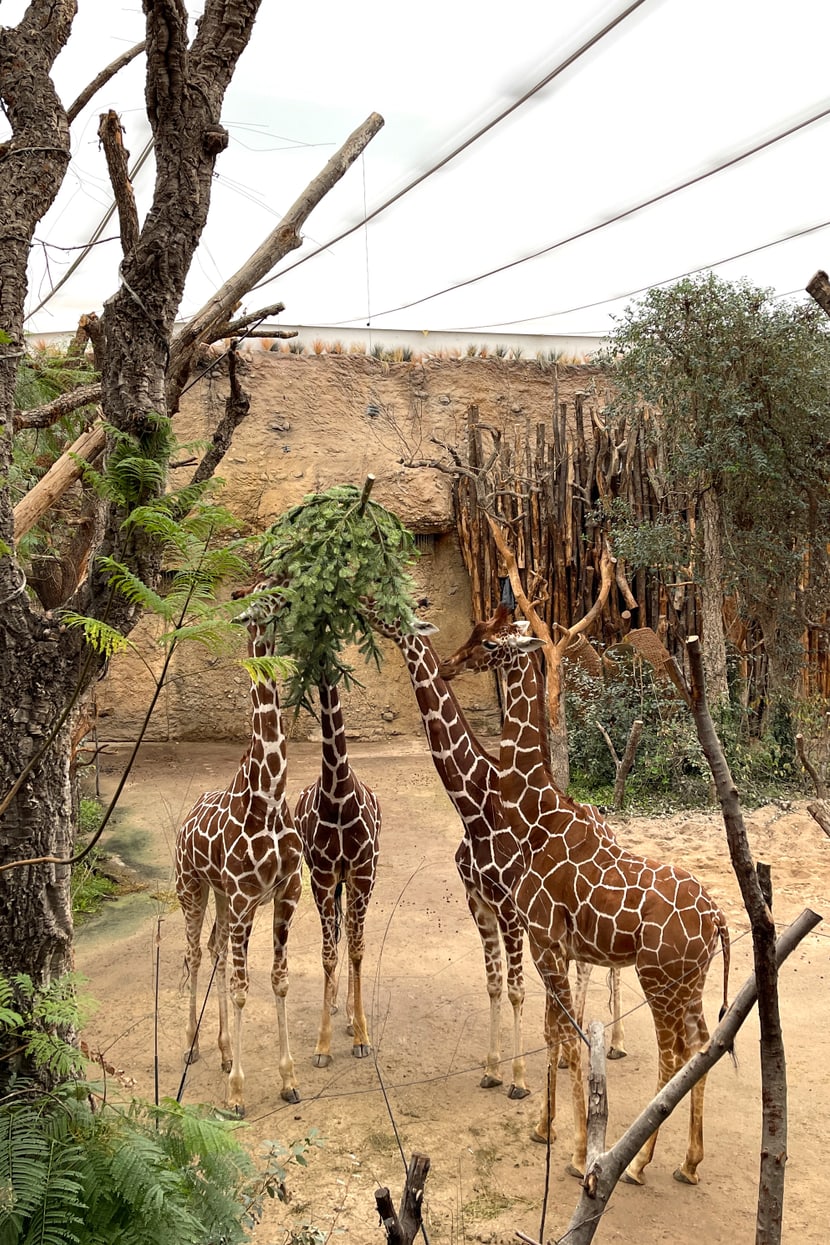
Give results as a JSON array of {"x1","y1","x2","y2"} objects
[
  {"x1": 600, "y1": 273, "x2": 830, "y2": 726},
  {"x1": 260, "y1": 484, "x2": 418, "y2": 706}
]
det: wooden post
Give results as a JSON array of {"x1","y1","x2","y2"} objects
[{"x1": 375, "y1": 1153, "x2": 430, "y2": 1244}]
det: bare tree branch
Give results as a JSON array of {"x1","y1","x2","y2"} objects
[
  {"x1": 13, "y1": 422, "x2": 105, "y2": 539},
  {"x1": 167, "y1": 110, "x2": 385, "y2": 403},
  {"x1": 14, "y1": 383, "x2": 101, "y2": 431},
  {"x1": 97, "y1": 110, "x2": 139, "y2": 255},
  {"x1": 67, "y1": 41, "x2": 146, "y2": 124}
]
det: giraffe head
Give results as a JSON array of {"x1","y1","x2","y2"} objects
[
  {"x1": 232, "y1": 578, "x2": 285, "y2": 635},
  {"x1": 360, "y1": 597, "x2": 438, "y2": 643},
  {"x1": 437, "y1": 604, "x2": 544, "y2": 680}
]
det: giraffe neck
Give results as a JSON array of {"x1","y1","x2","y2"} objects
[
  {"x1": 318, "y1": 679, "x2": 351, "y2": 796},
  {"x1": 396, "y1": 632, "x2": 496, "y2": 791},
  {"x1": 234, "y1": 624, "x2": 288, "y2": 812},
  {"x1": 497, "y1": 647, "x2": 569, "y2": 841}
]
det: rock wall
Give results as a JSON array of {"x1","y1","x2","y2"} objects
[{"x1": 97, "y1": 352, "x2": 597, "y2": 742}]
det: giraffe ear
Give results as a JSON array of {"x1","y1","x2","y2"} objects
[
  {"x1": 514, "y1": 620, "x2": 531, "y2": 634},
  {"x1": 515, "y1": 635, "x2": 546, "y2": 653},
  {"x1": 413, "y1": 619, "x2": 439, "y2": 636}
]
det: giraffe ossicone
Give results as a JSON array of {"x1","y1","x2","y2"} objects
[{"x1": 175, "y1": 581, "x2": 303, "y2": 1116}]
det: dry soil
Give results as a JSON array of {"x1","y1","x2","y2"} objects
[{"x1": 75, "y1": 740, "x2": 830, "y2": 1245}]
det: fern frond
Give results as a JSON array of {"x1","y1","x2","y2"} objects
[
  {"x1": 59, "y1": 613, "x2": 132, "y2": 660},
  {"x1": 241, "y1": 655, "x2": 295, "y2": 685},
  {"x1": 96, "y1": 559, "x2": 169, "y2": 618}
]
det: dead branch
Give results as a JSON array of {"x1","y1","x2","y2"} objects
[
  {"x1": 13, "y1": 422, "x2": 105, "y2": 539},
  {"x1": 97, "y1": 110, "x2": 139, "y2": 254},
  {"x1": 14, "y1": 382, "x2": 101, "y2": 431},
  {"x1": 67, "y1": 40, "x2": 146, "y2": 124},
  {"x1": 806, "y1": 269, "x2": 830, "y2": 317},
  {"x1": 562, "y1": 908, "x2": 822, "y2": 1244},
  {"x1": 214, "y1": 301, "x2": 287, "y2": 339},
  {"x1": 796, "y1": 732, "x2": 827, "y2": 798},
  {"x1": 375, "y1": 1153, "x2": 430, "y2": 1244},
  {"x1": 187, "y1": 344, "x2": 250, "y2": 488},
  {"x1": 596, "y1": 718, "x2": 643, "y2": 810},
  {"x1": 686, "y1": 634, "x2": 787, "y2": 1245},
  {"x1": 167, "y1": 111, "x2": 385, "y2": 402},
  {"x1": 807, "y1": 800, "x2": 830, "y2": 838}
]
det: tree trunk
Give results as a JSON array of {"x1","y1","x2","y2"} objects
[{"x1": 697, "y1": 486, "x2": 730, "y2": 707}]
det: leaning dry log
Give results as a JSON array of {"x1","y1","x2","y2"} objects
[
  {"x1": 13, "y1": 421, "x2": 105, "y2": 539},
  {"x1": 807, "y1": 800, "x2": 830, "y2": 838}
]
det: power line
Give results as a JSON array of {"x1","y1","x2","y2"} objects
[
  {"x1": 248, "y1": 0, "x2": 652, "y2": 296},
  {"x1": 331, "y1": 99, "x2": 830, "y2": 325},
  {"x1": 449, "y1": 217, "x2": 830, "y2": 331}
]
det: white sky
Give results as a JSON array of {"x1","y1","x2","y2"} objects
[{"x1": 14, "y1": 0, "x2": 830, "y2": 340}]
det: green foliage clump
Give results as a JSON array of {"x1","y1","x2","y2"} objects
[
  {"x1": 260, "y1": 484, "x2": 418, "y2": 705},
  {"x1": 565, "y1": 655, "x2": 711, "y2": 810},
  {"x1": 0, "y1": 973, "x2": 322, "y2": 1245}
]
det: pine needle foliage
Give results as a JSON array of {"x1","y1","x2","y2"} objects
[{"x1": 259, "y1": 485, "x2": 418, "y2": 705}]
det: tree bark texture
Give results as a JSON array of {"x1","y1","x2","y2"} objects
[
  {"x1": 686, "y1": 636, "x2": 788, "y2": 1245},
  {"x1": 1, "y1": 1, "x2": 264, "y2": 1025}
]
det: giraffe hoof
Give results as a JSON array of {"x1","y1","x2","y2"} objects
[
  {"x1": 312, "y1": 1053, "x2": 332, "y2": 1068},
  {"x1": 479, "y1": 1074, "x2": 503, "y2": 1090},
  {"x1": 530, "y1": 1130, "x2": 551, "y2": 1145},
  {"x1": 230, "y1": 1104, "x2": 246, "y2": 1119},
  {"x1": 566, "y1": 1162, "x2": 584, "y2": 1180},
  {"x1": 220, "y1": 1058, "x2": 233, "y2": 1074},
  {"x1": 507, "y1": 1084, "x2": 530, "y2": 1100},
  {"x1": 281, "y1": 1087, "x2": 301, "y2": 1104},
  {"x1": 352, "y1": 1044, "x2": 372, "y2": 1059},
  {"x1": 184, "y1": 1049, "x2": 200, "y2": 1066},
  {"x1": 621, "y1": 1169, "x2": 645, "y2": 1186},
  {"x1": 673, "y1": 1167, "x2": 699, "y2": 1186},
  {"x1": 345, "y1": 1022, "x2": 355, "y2": 1037},
  {"x1": 557, "y1": 1056, "x2": 568, "y2": 1070},
  {"x1": 607, "y1": 1046, "x2": 627, "y2": 1060}
]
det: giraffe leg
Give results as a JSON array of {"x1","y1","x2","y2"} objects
[
  {"x1": 272, "y1": 874, "x2": 302, "y2": 1103},
  {"x1": 504, "y1": 924, "x2": 529, "y2": 1098},
  {"x1": 209, "y1": 893, "x2": 232, "y2": 1073},
  {"x1": 177, "y1": 876, "x2": 208, "y2": 1066},
  {"x1": 607, "y1": 967, "x2": 627, "y2": 1059},
  {"x1": 564, "y1": 960, "x2": 592, "y2": 1068},
  {"x1": 344, "y1": 864, "x2": 374, "y2": 1058},
  {"x1": 466, "y1": 892, "x2": 505, "y2": 1089},
  {"x1": 531, "y1": 992, "x2": 559, "y2": 1146},
  {"x1": 674, "y1": 1009, "x2": 710, "y2": 1185},
  {"x1": 226, "y1": 917, "x2": 251, "y2": 1117},
  {"x1": 310, "y1": 874, "x2": 339, "y2": 1068}
]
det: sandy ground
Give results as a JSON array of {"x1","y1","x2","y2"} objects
[{"x1": 75, "y1": 740, "x2": 830, "y2": 1245}]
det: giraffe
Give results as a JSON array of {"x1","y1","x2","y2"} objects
[
  {"x1": 175, "y1": 583, "x2": 303, "y2": 1116},
  {"x1": 436, "y1": 607, "x2": 731, "y2": 1185},
  {"x1": 365, "y1": 604, "x2": 530, "y2": 1099},
  {"x1": 294, "y1": 678, "x2": 381, "y2": 1067},
  {"x1": 437, "y1": 606, "x2": 628, "y2": 1064}
]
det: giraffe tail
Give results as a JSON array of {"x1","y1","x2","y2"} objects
[
  {"x1": 716, "y1": 914, "x2": 738, "y2": 1070},
  {"x1": 333, "y1": 879, "x2": 344, "y2": 946}
]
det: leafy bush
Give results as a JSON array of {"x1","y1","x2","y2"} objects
[
  {"x1": 260, "y1": 484, "x2": 418, "y2": 705},
  {"x1": 0, "y1": 974, "x2": 322, "y2": 1245}
]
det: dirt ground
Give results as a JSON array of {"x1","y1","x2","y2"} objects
[{"x1": 75, "y1": 739, "x2": 830, "y2": 1245}]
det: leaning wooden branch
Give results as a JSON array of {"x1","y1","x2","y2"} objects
[
  {"x1": 562, "y1": 908, "x2": 822, "y2": 1245},
  {"x1": 375, "y1": 1152, "x2": 430, "y2": 1244},
  {"x1": 13, "y1": 382, "x2": 101, "y2": 431},
  {"x1": 806, "y1": 269, "x2": 830, "y2": 317},
  {"x1": 13, "y1": 422, "x2": 105, "y2": 539},
  {"x1": 686, "y1": 634, "x2": 787, "y2": 1245},
  {"x1": 67, "y1": 40, "x2": 146, "y2": 123},
  {"x1": 167, "y1": 111, "x2": 385, "y2": 401},
  {"x1": 186, "y1": 345, "x2": 249, "y2": 489},
  {"x1": 796, "y1": 732, "x2": 827, "y2": 798},
  {"x1": 97, "y1": 109, "x2": 139, "y2": 255},
  {"x1": 596, "y1": 718, "x2": 643, "y2": 810}
]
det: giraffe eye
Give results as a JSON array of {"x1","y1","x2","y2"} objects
[{"x1": 482, "y1": 641, "x2": 498, "y2": 651}]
